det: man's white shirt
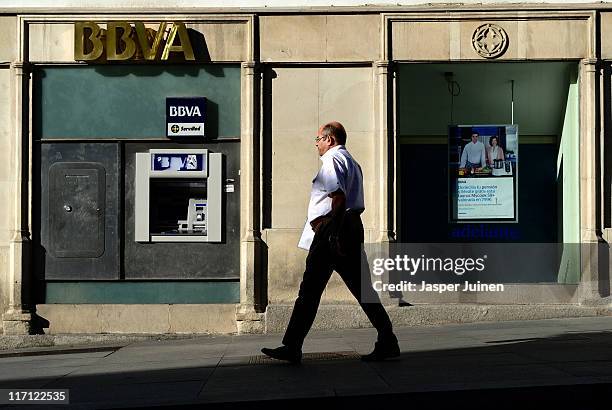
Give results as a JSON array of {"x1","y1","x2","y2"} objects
[
  {"x1": 298, "y1": 145, "x2": 365, "y2": 250},
  {"x1": 459, "y1": 141, "x2": 486, "y2": 168}
]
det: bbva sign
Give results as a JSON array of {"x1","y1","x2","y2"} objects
[
  {"x1": 169, "y1": 106, "x2": 202, "y2": 117},
  {"x1": 74, "y1": 21, "x2": 195, "y2": 61}
]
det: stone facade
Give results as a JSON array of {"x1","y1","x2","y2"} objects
[{"x1": 1, "y1": 5, "x2": 611, "y2": 335}]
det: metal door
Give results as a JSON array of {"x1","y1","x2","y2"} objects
[
  {"x1": 49, "y1": 163, "x2": 105, "y2": 258},
  {"x1": 38, "y1": 143, "x2": 120, "y2": 280}
]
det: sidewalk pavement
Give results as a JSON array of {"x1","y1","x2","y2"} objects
[{"x1": 0, "y1": 316, "x2": 611, "y2": 409}]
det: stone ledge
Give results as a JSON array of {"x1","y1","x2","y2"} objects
[
  {"x1": 35, "y1": 304, "x2": 238, "y2": 334},
  {"x1": 264, "y1": 303, "x2": 612, "y2": 333},
  {"x1": 579, "y1": 295, "x2": 612, "y2": 307}
]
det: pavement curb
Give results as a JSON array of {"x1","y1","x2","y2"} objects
[
  {"x1": 0, "y1": 333, "x2": 212, "y2": 351},
  {"x1": 0, "y1": 345, "x2": 121, "y2": 358}
]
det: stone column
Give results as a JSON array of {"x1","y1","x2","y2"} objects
[
  {"x1": 373, "y1": 60, "x2": 398, "y2": 304},
  {"x1": 236, "y1": 61, "x2": 265, "y2": 333},
  {"x1": 2, "y1": 61, "x2": 32, "y2": 334},
  {"x1": 373, "y1": 61, "x2": 395, "y2": 244},
  {"x1": 578, "y1": 58, "x2": 604, "y2": 303}
]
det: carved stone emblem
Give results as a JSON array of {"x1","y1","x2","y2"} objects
[{"x1": 472, "y1": 24, "x2": 509, "y2": 59}]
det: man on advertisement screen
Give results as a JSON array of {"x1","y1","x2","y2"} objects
[{"x1": 459, "y1": 132, "x2": 486, "y2": 171}]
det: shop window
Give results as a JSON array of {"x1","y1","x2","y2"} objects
[{"x1": 396, "y1": 62, "x2": 579, "y2": 283}]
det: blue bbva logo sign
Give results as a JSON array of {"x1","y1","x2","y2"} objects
[{"x1": 166, "y1": 97, "x2": 207, "y2": 137}]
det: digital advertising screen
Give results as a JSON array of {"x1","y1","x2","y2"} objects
[{"x1": 449, "y1": 125, "x2": 519, "y2": 223}]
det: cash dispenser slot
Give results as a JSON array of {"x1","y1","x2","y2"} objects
[{"x1": 149, "y1": 179, "x2": 208, "y2": 235}]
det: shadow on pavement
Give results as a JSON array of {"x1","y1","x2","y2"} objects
[{"x1": 0, "y1": 330, "x2": 610, "y2": 409}]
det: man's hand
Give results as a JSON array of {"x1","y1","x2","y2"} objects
[
  {"x1": 310, "y1": 190, "x2": 346, "y2": 233},
  {"x1": 310, "y1": 216, "x2": 332, "y2": 233}
]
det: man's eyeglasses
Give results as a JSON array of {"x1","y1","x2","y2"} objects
[{"x1": 315, "y1": 135, "x2": 328, "y2": 143}]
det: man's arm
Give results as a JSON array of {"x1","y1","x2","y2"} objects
[
  {"x1": 310, "y1": 189, "x2": 346, "y2": 232},
  {"x1": 460, "y1": 146, "x2": 467, "y2": 168},
  {"x1": 328, "y1": 189, "x2": 346, "y2": 218}
]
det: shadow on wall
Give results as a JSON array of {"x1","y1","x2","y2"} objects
[{"x1": 261, "y1": 67, "x2": 277, "y2": 230}]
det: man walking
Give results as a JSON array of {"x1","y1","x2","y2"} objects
[{"x1": 262, "y1": 121, "x2": 400, "y2": 364}]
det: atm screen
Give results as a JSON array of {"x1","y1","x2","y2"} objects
[{"x1": 152, "y1": 153, "x2": 205, "y2": 172}]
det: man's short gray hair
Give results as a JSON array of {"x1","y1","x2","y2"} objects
[{"x1": 321, "y1": 122, "x2": 347, "y2": 145}]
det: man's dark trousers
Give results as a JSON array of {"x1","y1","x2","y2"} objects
[{"x1": 282, "y1": 211, "x2": 395, "y2": 350}]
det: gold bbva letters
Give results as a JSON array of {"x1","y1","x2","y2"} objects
[
  {"x1": 74, "y1": 21, "x2": 195, "y2": 62},
  {"x1": 74, "y1": 22, "x2": 104, "y2": 61},
  {"x1": 134, "y1": 22, "x2": 167, "y2": 60},
  {"x1": 161, "y1": 22, "x2": 195, "y2": 61},
  {"x1": 106, "y1": 22, "x2": 136, "y2": 60}
]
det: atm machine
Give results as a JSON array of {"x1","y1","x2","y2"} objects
[{"x1": 134, "y1": 149, "x2": 222, "y2": 242}]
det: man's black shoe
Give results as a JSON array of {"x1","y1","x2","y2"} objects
[
  {"x1": 361, "y1": 341, "x2": 400, "y2": 362},
  {"x1": 398, "y1": 298, "x2": 413, "y2": 307},
  {"x1": 261, "y1": 346, "x2": 302, "y2": 364}
]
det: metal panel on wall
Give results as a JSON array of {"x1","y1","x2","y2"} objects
[
  {"x1": 124, "y1": 142, "x2": 240, "y2": 279},
  {"x1": 37, "y1": 143, "x2": 120, "y2": 280},
  {"x1": 49, "y1": 162, "x2": 106, "y2": 258}
]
